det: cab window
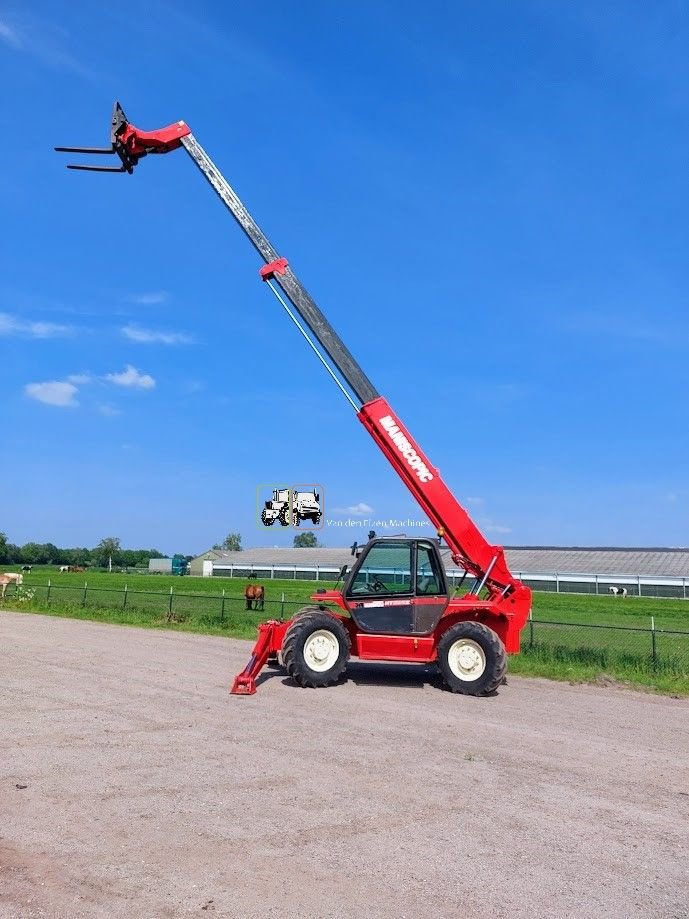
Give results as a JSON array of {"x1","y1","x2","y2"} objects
[
  {"x1": 415, "y1": 544, "x2": 443, "y2": 595},
  {"x1": 348, "y1": 541, "x2": 412, "y2": 595}
]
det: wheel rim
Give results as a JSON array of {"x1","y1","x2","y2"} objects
[
  {"x1": 303, "y1": 629, "x2": 340, "y2": 672},
  {"x1": 447, "y1": 638, "x2": 486, "y2": 681}
]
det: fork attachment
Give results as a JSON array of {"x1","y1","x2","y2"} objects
[{"x1": 55, "y1": 101, "x2": 190, "y2": 174}]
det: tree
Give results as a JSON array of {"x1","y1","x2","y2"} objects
[
  {"x1": 94, "y1": 537, "x2": 122, "y2": 571},
  {"x1": 293, "y1": 532, "x2": 320, "y2": 548},
  {"x1": 0, "y1": 532, "x2": 8, "y2": 564},
  {"x1": 221, "y1": 533, "x2": 242, "y2": 552}
]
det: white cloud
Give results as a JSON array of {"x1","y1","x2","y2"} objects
[
  {"x1": 97, "y1": 404, "x2": 122, "y2": 417},
  {"x1": 0, "y1": 14, "x2": 91, "y2": 77},
  {"x1": 121, "y1": 324, "x2": 193, "y2": 345},
  {"x1": 131, "y1": 292, "x2": 168, "y2": 305},
  {"x1": 466, "y1": 496, "x2": 484, "y2": 507},
  {"x1": 332, "y1": 502, "x2": 374, "y2": 516},
  {"x1": 25, "y1": 381, "x2": 78, "y2": 407},
  {"x1": 105, "y1": 365, "x2": 156, "y2": 389},
  {"x1": 484, "y1": 523, "x2": 512, "y2": 535},
  {"x1": 0, "y1": 312, "x2": 73, "y2": 339},
  {"x1": 182, "y1": 379, "x2": 206, "y2": 394},
  {"x1": 67, "y1": 372, "x2": 92, "y2": 384},
  {"x1": 0, "y1": 19, "x2": 21, "y2": 47}
]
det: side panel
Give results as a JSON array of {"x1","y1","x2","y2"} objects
[{"x1": 354, "y1": 633, "x2": 436, "y2": 662}]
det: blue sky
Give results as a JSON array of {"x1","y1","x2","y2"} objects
[{"x1": 1, "y1": 0, "x2": 688, "y2": 553}]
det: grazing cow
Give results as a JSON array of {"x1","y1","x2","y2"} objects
[
  {"x1": 0, "y1": 575, "x2": 20, "y2": 599},
  {"x1": 609, "y1": 586, "x2": 628, "y2": 597},
  {"x1": 244, "y1": 583, "x2": 265, "y2": 611},
  {"x1": 58, "y1": 565, "x2": 69, "y2": 573},
  {"x1": 69, "y1": 565, "x2": 86, "y2": 573},
  {"x1": 3, "y1": 573, "x2": 23, "y2": 586},
  {"x1": 21, "y1": 565, "x2": 32, "y2": 572}
]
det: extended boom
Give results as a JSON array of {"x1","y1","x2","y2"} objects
[{"x1": 56, "y1": 103, "x2": 531, "y2": 697}]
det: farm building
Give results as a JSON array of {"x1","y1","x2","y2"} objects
[{"x1": 190, "y1": 545, "x2": 689, "y2": 585}]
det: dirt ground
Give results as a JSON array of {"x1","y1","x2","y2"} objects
[{"x1": 1, "y1": 612, "x2": 688, "y2": 919}]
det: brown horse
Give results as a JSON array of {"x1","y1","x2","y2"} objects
[{"x1": 244, "y1": 583, "x2": 265, "y2": 611}]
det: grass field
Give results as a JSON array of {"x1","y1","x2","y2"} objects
[{"x1": 3, "y1": 565, "x2": 688, "y2": 694}]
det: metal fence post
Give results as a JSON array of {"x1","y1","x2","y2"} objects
[
  {"x1": 271, "y1": 566, "x2": 275, "y2": 580},
  {"x1": 684, "y1": 578, "x2": 687, "y2": 601},
  {"x1": 555, "y1": 573, "x2": 559, "y2": 593},
  {"x1": 221, "y1": 588, "x2": 226, "y2": 622},
  {"x1": 595, "y1": 575, "x2": 599, "y2": 596},
  {"x1": 280, "y1": 591, "x2": 285, "y2": 621},
  {"x1": 651, "y1": 616, "x2": 657, "y2": 669},
  {"x1": 82, "y1": 581, "x2": 88, "y2": 608},
  {"x1": 46, "y1": 578, "x2": 51, "y2": 605},
  {"x1": 638, "y1": 575, "x2": 642, "y2": 598},
  {"x1": 123, "y1": 585, "x2": 128, "y2": 611},
  {"x1": 168, "y1": 586, "x2": 174, "y2": 619}
]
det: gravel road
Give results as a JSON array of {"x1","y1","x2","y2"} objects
[{"x1": 1, "y1": 612, "x2": 688, "y2": 918}]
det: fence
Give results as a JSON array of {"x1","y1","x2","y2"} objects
[
  {"x1": 210, "y1": 563, "x2": 689, "y2": 600},
  {"x1": 2, "y1": 581, "x2": 689, "y2": 680}
]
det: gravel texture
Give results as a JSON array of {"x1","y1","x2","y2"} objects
[{"x1": 1, "y1": 611, "x2": 688, "y2": 919}]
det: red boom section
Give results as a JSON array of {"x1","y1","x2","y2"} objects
[
  {"x1": 119, "y1": 119, "x2": 191, "y2": 157},
  {"x1": 358, "y1": 396, "x2": 518, "y2": 595}
]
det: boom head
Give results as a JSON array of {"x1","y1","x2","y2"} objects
[{"x1": 55, "y1": 101, "x2": 191, "y2": 174}]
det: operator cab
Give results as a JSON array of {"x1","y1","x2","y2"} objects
[{"x1": 343, "y1": 537, "x2": 450, "y2": 635}]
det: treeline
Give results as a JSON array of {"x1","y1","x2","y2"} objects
[{"x1": 0, "y1": 532, "x2": 171, "y2": 568}]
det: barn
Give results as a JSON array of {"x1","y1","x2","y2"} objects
[{"x1": 190, "y1": 546, "x2": 689, "y2": 596}]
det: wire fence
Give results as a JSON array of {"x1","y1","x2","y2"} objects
[
  {"x1": 522, "y1": 614, "x2": 689, "y2": 678},
  {"x1": 2, "y1": 581, "x2": 689, "y2": 679}
]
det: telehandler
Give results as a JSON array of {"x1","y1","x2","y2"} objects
[{"x1": 57, "y1": 104, "x2": 531, "y2": 696}]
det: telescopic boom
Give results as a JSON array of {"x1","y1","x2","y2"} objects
[{"x1": 55, "y1": 104, "x2": 529, "y2": 612}]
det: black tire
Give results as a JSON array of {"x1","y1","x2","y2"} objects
[
  {"x1": 437, "y1": 621, "x2": 506, "y2": 696},
  {"x1": 278, "y1": 506, "x2": 290, "y2": 527},
  {"x1": 281, "y1": 611, "x2": 351, "y2": 688},
  {"x1": 261, "y1": 508, "x2": 274, "y2": 527}
]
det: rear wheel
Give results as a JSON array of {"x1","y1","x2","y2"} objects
[
  {"x1": 278, "y1": 506, "x2": 290, "y2": 526},
  {"x1": 260, "y1": 508, "x2": 274, "y2": 526},
  {"x1": 437, "y1": 621, "x2": 506, "y2": 695},
  {"x1": 282, "y1": 612, "x2": 351, "y2": 688}
]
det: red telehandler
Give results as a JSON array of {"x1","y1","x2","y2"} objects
[{"x1": 56, "y1": 103, "x2": 531, "y2": 696}]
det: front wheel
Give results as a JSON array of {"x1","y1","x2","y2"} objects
[
  {"x1": 281, "y1": 612, "x2": 351, "y2": 688},
  {"x1": 437, "y1": 621, "x2": 506, "y2": 695},
  {"x1": 261, "y1": 508, "x2": 274, "y2": 526}
]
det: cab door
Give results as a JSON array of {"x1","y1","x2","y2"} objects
[
  {"x1": 412, "y1": 541, "x2": 450, "y2": 633},
  {"x1": 344, "y1": 540, "x2": 414, "y2": 634}
]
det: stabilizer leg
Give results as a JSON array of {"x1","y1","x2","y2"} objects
[{"x1": 231, "y1": 621, "x2": 281, "y2": 695}]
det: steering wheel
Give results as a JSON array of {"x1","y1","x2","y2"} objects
[{"x1": 369, "y1": 576, "x2": 391, "y2": 593}]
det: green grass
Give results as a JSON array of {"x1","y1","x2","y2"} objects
[{"x1": 2, "y1": 568, "x2": 688, "y2": 695}]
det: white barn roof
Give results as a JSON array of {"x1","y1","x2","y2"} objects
[{"x1": 195, "y1": 546, "x2": 689, "y2": 578}]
